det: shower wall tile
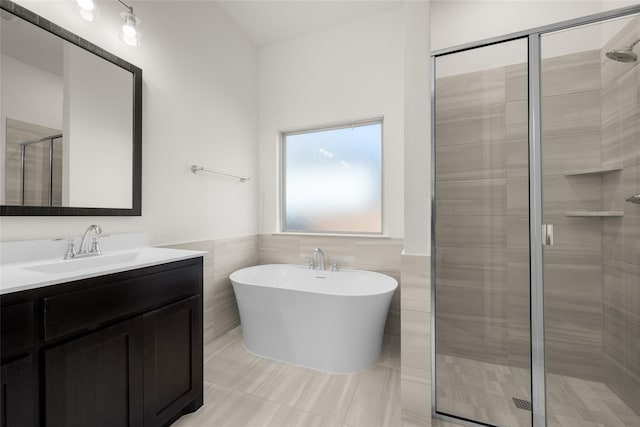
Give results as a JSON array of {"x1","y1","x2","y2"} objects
[
  {"x1": 505, "y1": 63, "x2": 527, "y2": 102},
  {"x1": 435, "y1": 140, "x2": 506, "y2": 181},
  {"x1": 603, "y1": 303, "x2": 640, "y2": 380},
  {"x1": 436, "y1": 315, "x2": 508, "y2": 363},
  {"x1": 542, "y1": 90, "x2": 601, "y2": 137},
  {"x1": 601, "y1": 65, "x2": 640, "y2": 129},
  {"x1": 506, "y1": 251, "x2": 531, "y2": 368},
  {"x1": 622, "y1": 164, "x2": 640, "y2": 215},
  {"x1": 603, "y1": 214, "x2": 640, "y2": 266},
  {"x1": 621, "y1": 114, "x2": 640, "y2": 168},
  {"x1": 602, "y1": 170, "x2": 625, "y2": 213},
  {"x1": 602, "y1": 114, "x2": 638, "y2": 168},
  {"x1": 541, "y1": 50, "x2": 601, "y2": 97},
  {"x1": 435, "y1": 215, "x2": 506, "y2": 249},
  {"x1": 258, "y1": 234, "x2": 404, "y2": 336},
  {"x1": 506, "y1": 215, "x2": 529, "y2": 251},
  {"x1": 542, "y1": 132, "x2": 602, "y2": 175},
  {"x1": 435, "y1": 246, "x2": 507, "y2": 290},
  {"x1": 435, "y1": 179, "x2": 506, "y2": 217},
  {"x1": 505, "y1": 101, "x2": 527, "y2": 139},
  {"x1": 506, "y1": 138, "x2": 528, "y2": 177},
  {"x1": 436, "y1": 284, "x2": 508, "y2": 329},
  {"x1": 435, "y1": 67, "x2": 505, "y2": 111},
  {"x1": 435, "y1": 104, "x2": 506, "y2": 146},
  {"x1": 544, "y1": 249, "x2": 603, "y2": 380},
  {"x1": 604, "y1": 258, "x2": 640, "y2": 317},
  {"x1": 543, "y1": 217, "x2": 602, "y2": 253},
  {"x1": 541, "y1": 175, "x2": 602, "y2": 216},
  {"x1": 506, "y1": 177, "x2": 528, "y2": 216},
  {"x1": 604, "y1": 354, "x2": 640, "y2": 418}
]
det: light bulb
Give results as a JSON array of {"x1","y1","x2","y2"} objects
[
  {"x1": 77, "y1": 0, "x2": 94, "y2": 11},
  {"x1": 121, "y1": 33, "x2": 140, "y2": 47},
  {"x1": 79, "y1": 8, "x2": 95, "y2": 22},
  {"x1": 121, "y1": 11, "x2": 138, "y2": 38},
  {"x1": 122, "y1": 23, "x2": 136, "y2": 38}
]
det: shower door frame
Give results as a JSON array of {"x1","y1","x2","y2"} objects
[{"x1": 430, "y1": 4, "x2": 640, "y2": 427}]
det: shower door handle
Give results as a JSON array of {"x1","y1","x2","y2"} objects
[{"x1": 542, "y1": 224, "x2": 554, "y2": 246}]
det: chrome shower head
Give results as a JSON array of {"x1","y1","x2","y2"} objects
[{"x1": 606, "y1": 38, "x2": 640, "y2": 62}]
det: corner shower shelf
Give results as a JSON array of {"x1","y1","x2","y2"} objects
[
  {"x1": 564, "y1": 211, "x2": 624, "y2": 217},
  {"x1": 564, "y1": 165, "x2": 622, "y2": 176}
]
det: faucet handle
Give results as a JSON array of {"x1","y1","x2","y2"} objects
[
  {"x1": 331, "y1": 258, "x2": 344, "y2": 272},
  {"x1": 89, "y1": 237, "x2": 102, "y2": 255},
  {"x1": 63, "y1": 239, "x2": 77, "y2": 260},
  {"x1": 303, "y1": 256, "x2": 315, "y2": 269}
]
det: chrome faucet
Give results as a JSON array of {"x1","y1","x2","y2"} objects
[
  {"x1": 312, "y1": 247, "x2": 326, "y2": 271},
  {"x1": 77, "y1": 224, "x2": 103, "y2": 256}
]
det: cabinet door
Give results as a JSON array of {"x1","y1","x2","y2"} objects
[
  {"x1": 0, "y1": 356, "x2": 35, "y2": 427},
  {"x1": 45, "y1": 317, "x2": 144, "y2": 427},
  {"x1": 143, "y1": 296, "x2": 202, "y2": 427}
]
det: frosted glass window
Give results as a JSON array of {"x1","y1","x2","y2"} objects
[{"x1": 282, "y1": 120, "x2": 382, "y2": 234}]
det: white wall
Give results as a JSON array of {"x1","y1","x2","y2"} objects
[
  {"x1": 432, "y1": 0, "x2": 639, "y2": 77},
  {"x1": 1, "y1": 1, "x2": 259, "y2": 246},
  {"x1": 431, "y1": 0, "x2": 639, "y2": 51},
  {"x1": 258, "y1": 6, "x2": 405, "y2": 238},
  {"x1": 403, "y1": 1, "x2": 431, "y2": 255}
]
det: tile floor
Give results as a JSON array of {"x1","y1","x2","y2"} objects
[
  {"x1": 436, "y1": 354, "x2": 640, "y2": 427},
  {"x1": 173, "y1": 326, "x2": 403, "y2": 427},
  {"x1": 173, "y1": 329, "x2": 638, "y2": 427}
]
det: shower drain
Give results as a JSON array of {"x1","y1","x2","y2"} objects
[{"x1": 512, "y1": 397, "x2": 532, "y2": 411}]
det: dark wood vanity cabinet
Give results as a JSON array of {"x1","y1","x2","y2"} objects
[{"x1": 0, "y1": 257, "x2": 203, "y2": 427}]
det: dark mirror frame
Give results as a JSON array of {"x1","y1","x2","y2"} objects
[{"x1": 0, "y1": 0, "x2": 142, "y2": 216}]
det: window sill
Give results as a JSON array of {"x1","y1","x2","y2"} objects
[{"x1": 271, "y1": 232, "x2": 391, "y2": 239}]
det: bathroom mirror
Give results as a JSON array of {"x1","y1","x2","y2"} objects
[{"x1": 0, "y1": 0, "x2": 142, "y2": 216}]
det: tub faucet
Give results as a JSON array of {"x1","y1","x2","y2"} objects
[{"x1": 313, "y1": 247, "x2": 326, "y2": 271}]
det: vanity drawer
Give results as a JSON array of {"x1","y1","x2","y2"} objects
[
  {"x1": 43, "y1": 259, "x2": 202, "y2": 342},
  {"x1": 0, "y1": 301, "x2": 35, "y2": 360}
]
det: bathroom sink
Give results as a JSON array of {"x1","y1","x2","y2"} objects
[
  {"x1": 24, "y1": 251, "x2": 141, "y2": 274},
  {"x1": 2, "y1": 234, "x2": 207, "y2": 295}
]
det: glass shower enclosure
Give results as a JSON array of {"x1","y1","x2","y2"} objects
[{"x1": 432, "y1": 5, "x2": 640, "y2": 427}]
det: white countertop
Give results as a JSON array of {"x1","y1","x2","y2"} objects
[{"x1": 0, "y1": 234, "x2": 206, "y2": 295}]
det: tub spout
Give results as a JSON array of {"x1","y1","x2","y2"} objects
[{"x1": 313, "y1": 248, "x2": 326, "y2": 271}]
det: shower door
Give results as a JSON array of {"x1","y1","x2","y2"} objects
[
  {"x1": 540, "y1": 13, "x2": 640, "y2": 427},
  {"x1": 433, "y1": 38, "x2": 532, "y2": 427},
  {"x1": 433, "y1": 5, "x2": 640, "y2": 427}
]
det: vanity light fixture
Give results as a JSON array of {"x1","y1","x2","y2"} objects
[
  {"x1": 76, "y1": 0, "x2": 141, "y2": 46},
  {"x1": 76, "y1": 0, "x2": 97, "y2": 22},
  {"x1": 118, "y1": 0, "x2": 140, "y2": 47}
]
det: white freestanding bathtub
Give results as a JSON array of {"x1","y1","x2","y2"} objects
[{"x1": 230, "y1": 264, "x2": 398, "y2": 374}]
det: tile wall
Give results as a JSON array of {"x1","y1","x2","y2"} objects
[
  {"x1": 162, "y1": 235, "x2": 259, "y2": 353},
  {"x1": 540, "y1": 48, "x2": 605, "y2": 382},
  {"x1": 600, "y1": 16, "x2": 640, "y2": 416},
  {"x1": 400, "y1": 253, "x2": 431, "y2": 425},
  {"x1": 434, "y1": 50, "x2": 531, "y2": 372}
]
